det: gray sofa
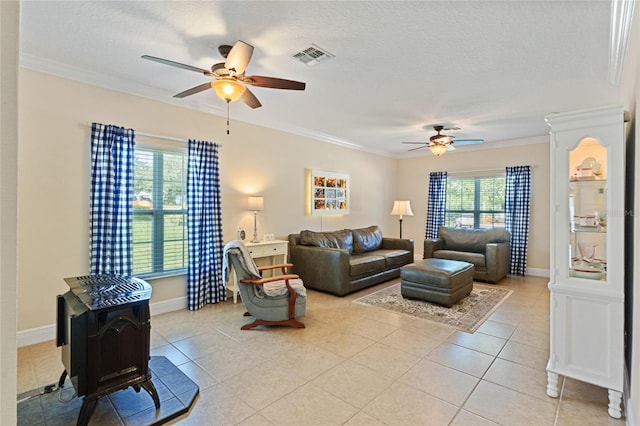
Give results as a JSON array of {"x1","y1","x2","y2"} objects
[
  {"x1": 288, "y1": 225, "x2": 414, "y2": 296},
  {"x1": 423, "y1": 226, "x2": 510, "y2": 283}
]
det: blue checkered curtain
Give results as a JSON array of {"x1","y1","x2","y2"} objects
[
  {"x1": 505, "y1": 165, "x2": 531, "y2": 275},
  {"x1": 187, "y1": 139, "x2": 225, "y2": 310},
  {"x1": 89, "y1": 123, "x2": 135, "y2": 275},
  {"x1": 426, "y1": 171, "x2": 447, "y2": 239}
]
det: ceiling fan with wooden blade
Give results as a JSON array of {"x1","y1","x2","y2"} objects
[
  {"x1": 403, "y1": 125, "x2": 484, "y2": 156},
  {"x1": 142, "y1": 40, "x2": 306, "y2": 109}
]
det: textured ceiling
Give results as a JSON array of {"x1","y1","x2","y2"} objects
[{"x1": 19, "y1": 1, "x2": 622, "y2": 157}]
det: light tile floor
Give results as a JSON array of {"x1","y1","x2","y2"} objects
[{"x1": 18, "y1": 275, "x2": 626, "y2": 425}]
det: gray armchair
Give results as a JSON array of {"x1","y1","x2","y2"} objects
[
  {"x1": 223, "y1": 241, "x2": 306, "y2": 330},
  {"x1": 424, "y1": 227, "x2": 510, "y2": 283}
]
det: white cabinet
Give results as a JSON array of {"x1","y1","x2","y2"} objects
[{"x1": 545, "y1": 105, "x2": 626, "y2": 418}]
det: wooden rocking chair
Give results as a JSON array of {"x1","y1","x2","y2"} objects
[{"x1": 224, "y1": 241, "x2": 306, "y2": 330}]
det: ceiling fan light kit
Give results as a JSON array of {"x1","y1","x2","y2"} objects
[
  {"x1": 429, "y1": 144, "x2": 448, "y2": 156},
  {"x1": 211, "y1": 79, "x2": 246, "y2": 102}
]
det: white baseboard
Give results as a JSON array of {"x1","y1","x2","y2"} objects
[
  {"x1": 17, "y1": 324, "x2": 56, "y2": 348},
  {"x1": 149, "y1": 296, "x2": 187, "y2": 316},
  {"x1": 525, "y1": 267, "x2": 550, "y2": 278},
  {"x1": 17, "y1": 296, "x2": 188, "y2": 347}
]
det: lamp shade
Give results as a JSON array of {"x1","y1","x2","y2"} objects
[
  {"x1": 390, "y1": 200, "x2": 414, "y2": 216},
  {"x1": 211, "y1": 79, "x2": 246, "y2": 102},
  {"x1": 247, "y1": 196, "x2": 264, "y2": 211}
]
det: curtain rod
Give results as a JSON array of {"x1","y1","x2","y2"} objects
[
  {"x1": 135, "y1": 131, "x2": 223, "y2": 147},
  {"x1": 136, "y1": 130, "x2": 187, "y2": 144},
  {"x1": 87, "y1": 123, "x2": 221, "y2": 145},
  {"x1": 448, "y1": 165, "x2": 536, "y2": 174}
]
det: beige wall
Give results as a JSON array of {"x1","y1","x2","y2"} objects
[
  {"x1": 1, "y1": 1, "x2": 19, "y2": 423},
  {"x1": 17, "y1": 69, "x2": 398, "y2": 332},
  {"x1": 396, "y1": 140, "x2": 551, "y2": 273}
]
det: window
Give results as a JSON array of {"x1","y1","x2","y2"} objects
[
  {"x1": 445, "y1": 174, "x2": 506, "y2": 228},
  {"x1": 132, "y1": 147, "x2": 188, "y2": 276}
]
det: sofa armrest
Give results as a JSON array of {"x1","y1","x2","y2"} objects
[
  {"x1": 423, "y1": 239, "x2": 443, "y2": 259},
  {"x1": 484, "y1": 242, "x2": 510, "y2": 283},
  {"x1": 381, "y1": 238, "x2": 414, "y2": 256},
  {"x1": 288, "y1": 245, "x2": 350, "y2": 296}
]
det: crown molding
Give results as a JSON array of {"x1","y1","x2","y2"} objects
[
  {"x1": 20, "y1": 53, "x2": 393, "y2": 156},
  {"x1": 20, "y1": 53, "x2": 549, "y2": 159},
  {"x1": 608, "y1": 0, "x2": 636, "y2": 85}
]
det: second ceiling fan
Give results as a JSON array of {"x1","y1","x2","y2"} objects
[
  {"x1": 403, "y1": 125, "x2": 484, "y2": 156},
  {"x1": 142, "y1": 40, "x2": 306, "y2": 109}
]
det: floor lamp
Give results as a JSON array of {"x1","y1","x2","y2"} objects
[
  {"x1": 390, "y1": 200, "x2": 414, "y2": 238},
  {"x1": 248, "y1": 196, "x2": 264, "y2": 243}
]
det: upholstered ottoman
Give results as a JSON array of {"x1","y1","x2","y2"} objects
[{"x1": 400, "y1": 258, "x2": 474, "y2": 307}]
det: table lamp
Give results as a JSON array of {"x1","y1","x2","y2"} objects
[{"x1": 247, "y1": 196, "x2": 264, "y2": 243}]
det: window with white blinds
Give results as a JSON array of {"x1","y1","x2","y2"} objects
[
  {"x1": 132, "y1": 147, "x2": 188, "y2": 277},
  {"x1": 445, "y1": 174, "x2": 506, "y2": 228}
]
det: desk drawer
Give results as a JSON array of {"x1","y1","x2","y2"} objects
[{"x1": 247, "y1": 243, "x2": 287, "y2": 258}]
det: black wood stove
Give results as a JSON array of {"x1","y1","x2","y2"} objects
[{"x1": 56, "y1": 274, "x2": 160, "y2": 425}]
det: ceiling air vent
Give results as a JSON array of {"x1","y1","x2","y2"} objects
[{"x1": 291, "y1": 44, "x2": 334, "y2": 66}]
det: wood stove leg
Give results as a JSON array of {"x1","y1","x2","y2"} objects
[
  {"x1": 77, "y1": 396, "x2": 98, "y2": 426},
  {"x1": 58, "y1": 370, "x2": 68, "y2": 389},
  {"x1": 140, "y1": 380, "x2": 161, "y2": 409}
]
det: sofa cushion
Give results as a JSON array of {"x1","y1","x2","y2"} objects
[
  {"x1": 375, "y1": 249, "x2": 413, "y2": 268},
  {"x1": 350, "y1": 253, "x2": 386, "y2": 276},
  {"x1": 300, "y1": 229, "x2": 353, "y2": 254},
  {"x1": 434, "y1": 250, "x2": 486, "y2": 267},
  {"x1": 352, "y1": 226, "x2": 383, "y2": 254}
]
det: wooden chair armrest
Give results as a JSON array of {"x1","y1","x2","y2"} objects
[
  {"x1": 240, "y1": 274, "x2": 299, "y2": 285},
  {"x1": 257, "y1": 263, "x2": 293, "y2": 271}
]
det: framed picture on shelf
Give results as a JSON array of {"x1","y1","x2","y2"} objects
[{"x1": 309, "y1": 170, "x2": 350, "y2": 215}]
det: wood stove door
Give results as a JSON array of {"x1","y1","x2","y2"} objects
[{"x1": 86, "y1": 300, "x2": 151, "y2": 397}]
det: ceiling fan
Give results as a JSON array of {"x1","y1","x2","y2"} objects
[
  {"x1": 403, "y1": 125, "x2": 484, "y2": 156},
  {"x1": 141, "y1": 40, "x2": 306, "y2": 110}
]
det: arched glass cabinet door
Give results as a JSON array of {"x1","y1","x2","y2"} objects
[{"x1": 568, "y1": 137, "x2": 607, "y2": 282}]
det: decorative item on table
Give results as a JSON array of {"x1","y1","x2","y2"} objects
[{"x1": 247, "y1": 196, "x2": 264, "y2": 243}]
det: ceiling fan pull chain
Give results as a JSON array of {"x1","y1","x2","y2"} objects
[{"x1": 226, "y1": 99, "x2": 231, "y2": 135}]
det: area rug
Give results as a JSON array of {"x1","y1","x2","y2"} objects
[{"x1": 354, "y1": 283, "x2": 513, "y2": 333}]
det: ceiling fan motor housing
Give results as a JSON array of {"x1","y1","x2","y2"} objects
[{"x1": 218, "y1": 44, "x2": 233, "y2": 58}]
